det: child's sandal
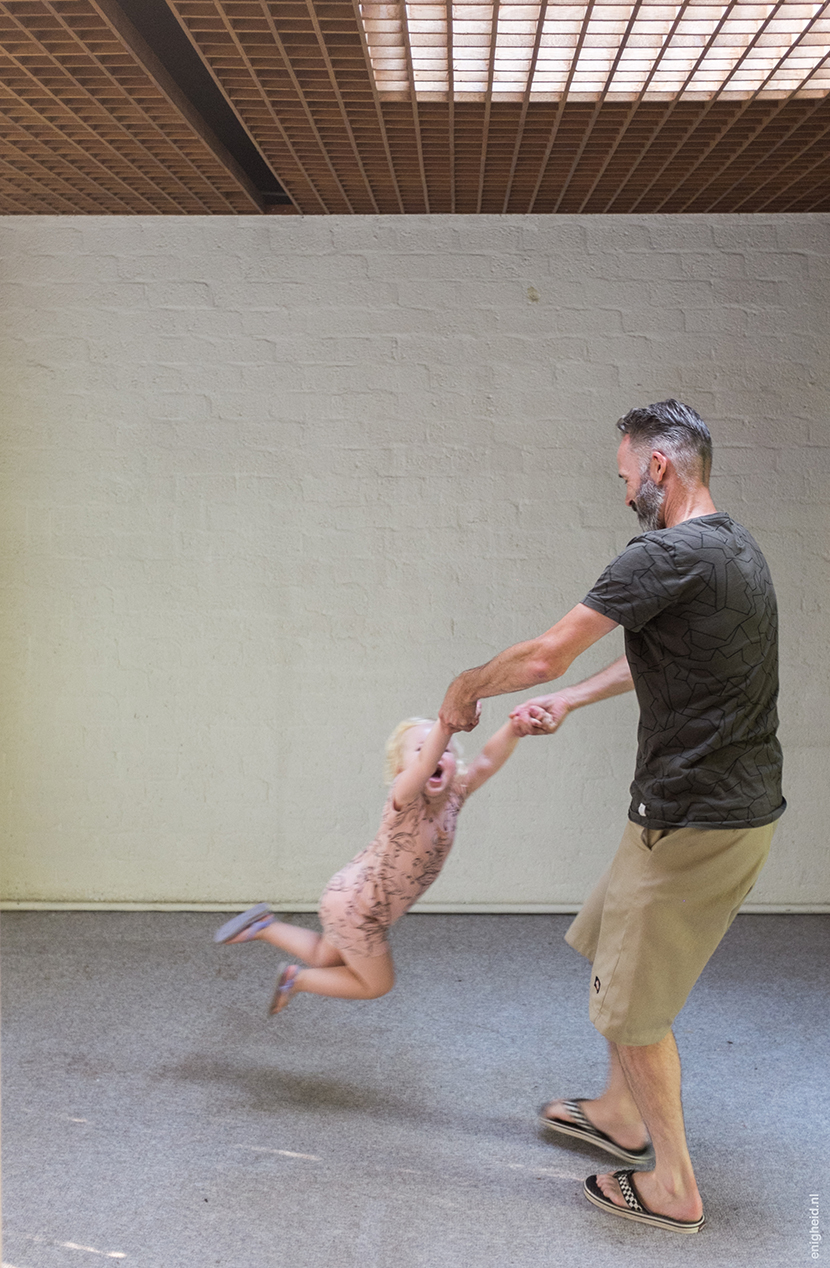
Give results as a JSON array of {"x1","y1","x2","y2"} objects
[
  {"x1": 213, "y1": 903, "x2": 275, "y2": 944},
  {"x1": 269, "y1": 963, "x2": 300, "y2": 1015}
]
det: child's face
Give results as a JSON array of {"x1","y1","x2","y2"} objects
[{"x1": 401, "y1": 723, "x2": 457, "y2": 798}]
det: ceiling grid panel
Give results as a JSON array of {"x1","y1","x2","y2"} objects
[
  {"x1": 475, "y1": 0, "x2": 501, "y2": 212},
  {"x1": 252, "y1": 1, "x2": 360, "y2": 211},
  {"x1": 0, "y1": 0, "x2": 261, "y2": 213},
  {"x1": 0, "y1": 143, "x2": 107, "y2": 212},
  {"x1": 302, "y1": 0, "x2": 392, "y2": 211},
  {"x1": 358, "y1": 1, "x2": 432, "y2": 209},
  {"x1": 600, "y1": 3, "x2": 753, "y2": 211},
  {"x1": 298, "y1": 0, "x2": 381, "y2": 211},
  {"x1": 651, "y1": 1, "x2": 828, "y2": 209},
  {"x1": 398, "y1": 0, "x2": 432, "y2": 209},
  {"x1": 0, "y1": 69, "x2": 182, "y2": 213},
  {"x1": 446, "y1": 0, "x2": 456, "y2": 210},
  {"x1": 528, "y1": 0, "x2": 600, "y2": 210},
  {"x1": 571, "y1": 0, "x2": 697, "y2": 211},
  {"x1": 604, "y1": 0, "x2": 830, "y2": 212},
  {"x1": 168, "y1": 0, "x2": 342, "y2": 212},
  {"x1": 755, "y1": 122, "x2": 830, "y2": 204},
  {"x1": 672, "y1": 44, "x2": 830, "y2": 208},
  {"x1": 721, "y1": 95, "x2": 830, "y2": 207},
  {"x1": 0, "y1": 0, "x2": 827, "y2": 213},
  {"x1": 347, "y1": 0, "x2": 406, "y2": 211},
  {"x1": 797, "y1": 170, "x2": 830, "y2": 206},
  {"x1": 550, "y1": 0, "x2": 648, "y2": 211},
  {"x1": 55, "y1": 0, "x2": 240, "y2": 211},
  {"x1": 500, "y1": 7, "x2": 549, "y2": 211}
]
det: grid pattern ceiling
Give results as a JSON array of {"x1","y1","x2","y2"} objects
[
  {"x1": 0, "y1": 0, "x2": 828, "y2": 215},
  {"x1": 361, "y1": 0, "x2": 830, "y2": 101},
  {"x1": 0, "y1": 0, "x2": 262, "y2": 213}
]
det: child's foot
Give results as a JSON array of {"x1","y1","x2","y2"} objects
[
  {"x1": 269, "y1": 963, "x2": 300, "y2": 1015},
  {"x1": 213, "y1": 903, "x2": 275, "y2": 944}
]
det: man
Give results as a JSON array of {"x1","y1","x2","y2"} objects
[{"x1": 439, "y1": 400, "x2": 784, "y2": 1234}]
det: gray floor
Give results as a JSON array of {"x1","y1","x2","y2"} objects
[{"x1": 2, "y1": 912, "x2": 828, "y2": 1268}]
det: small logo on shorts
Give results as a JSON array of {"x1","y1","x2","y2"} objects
[{"x1": 594, "y1": 976, "x2": 601, "y2": 993}]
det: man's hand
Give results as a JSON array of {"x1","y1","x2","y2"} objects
[
  {"x1": 509, "y1": 705, "x2": 555, "y2": 736},
  {"x1": 439, "y1": 682, "x2": 482, "y2": 732},
  {"x1": 510, "y1": 693, "x2": 572, "y2": 736}
]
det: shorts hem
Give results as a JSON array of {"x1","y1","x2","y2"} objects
[
  {"x1": 590, "y1": 1015, "x2": 675, "y2": 1046},
  {"x1": 564, "y1": 923, "x2": 593, "y2": 961}
]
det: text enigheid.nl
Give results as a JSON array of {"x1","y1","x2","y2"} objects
[{"x1": 810, "y1": 1194, "x2": 820, "y2": 1259}]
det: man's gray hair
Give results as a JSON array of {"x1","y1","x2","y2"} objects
[{"x1": 616, "y1": 399, "x2": 713, "y2": 487}]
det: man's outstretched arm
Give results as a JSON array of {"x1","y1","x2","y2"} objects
[
  {"x1": 509, "y1": 654, "x2": 634, "y2": 736},
  {"x1": 439, "y1": 603, "x2": 618, "y2": 730}
]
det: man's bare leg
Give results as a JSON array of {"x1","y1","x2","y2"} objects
[
  {"x1": 542, "y1": 1040, "x2": 649, "y2": 1153},
  {"x1": 595, "y1": 1031, "x2": 703, "y2": 1222}
]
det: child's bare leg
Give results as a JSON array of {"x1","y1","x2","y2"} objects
[
  {"x1": 294, "y1": 948, "x2": 395, "y2": 1001},
  {"x1": 232, "y1": 919, "x2": 345, "y2": 968}
]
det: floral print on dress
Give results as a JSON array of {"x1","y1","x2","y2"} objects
[{"x1": 318, "y1": 779, "x2": 468, "y2": 957}]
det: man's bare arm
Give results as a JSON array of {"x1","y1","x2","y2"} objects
[
  {"x1": 509, "y1": 654, "x2": 633, "y2": 736},
  {"x1": 439, "y1": 604, "x2": 618, "y2": 731}
]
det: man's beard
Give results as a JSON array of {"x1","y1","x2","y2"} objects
[{"x1": 632, "y1": 475, "x2": 665, "y2": 532}]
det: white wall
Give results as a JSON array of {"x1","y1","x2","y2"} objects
[{"x1": 1, "y1": 214, "x2": 828, "y2": 910}]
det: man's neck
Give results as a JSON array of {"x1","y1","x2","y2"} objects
[{"x1": 663, "y1": 485, "x2": 718, "y2": 529}]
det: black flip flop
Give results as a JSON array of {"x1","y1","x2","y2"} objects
[
  {"x1": 584, "y1": 1169, "x2": 705, "y2": 1234},
  {"x1": 539, "y1": 1099, "x2": 654, "y2": 1167}
]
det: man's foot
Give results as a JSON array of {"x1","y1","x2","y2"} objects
[
  {"x1": 540, "y1": 1098, "x2": 652, "y2": 1164},
  {"x1": 590, "y1": 1169, "x2": 704, "y2": 1229}
]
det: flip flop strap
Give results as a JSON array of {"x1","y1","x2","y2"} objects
[
  {"x1": 239, "y1": 915, "x2": 275, "y2": 941},
  {"x1": 279, "y1": 965, "x2": 298, "y2": 994},
  {"x1": 614, "y1": 1170, "x2": 645, "y2": 1214},
  {"x1": 563, "y1": 1100, "x2": 594, "y2": 1132}
]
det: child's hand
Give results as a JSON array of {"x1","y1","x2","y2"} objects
[
  {"x1": 440, "y1": 696, "x2": 481, "y2": 734},
  {"x1": 510, "y1": 704, "x2": 555, "y2": 736}
]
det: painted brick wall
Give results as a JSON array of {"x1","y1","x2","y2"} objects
[{"x1": 1, "y1": 214, "x2": 828, "y2": 908}]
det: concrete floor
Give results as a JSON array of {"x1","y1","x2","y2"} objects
[{"x1": 2, "y1": 911, "x2": 828, "y2": 1268}]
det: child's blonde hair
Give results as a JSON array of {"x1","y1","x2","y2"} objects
[{"x1": 383, "y1": 717, "x2": 465, "y2": 785}]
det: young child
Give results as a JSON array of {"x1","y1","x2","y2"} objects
[{"x1": 213, "y1": 706, "x2": 551, "y2": 1015}]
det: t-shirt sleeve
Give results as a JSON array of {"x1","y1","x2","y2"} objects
[{"x1": 582, "y1": 536, "x2": 700, "y2": 633}]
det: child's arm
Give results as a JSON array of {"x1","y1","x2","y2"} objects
[
  {"x1": 463, "y1": 707, "x2": 552, "y2": 797},
  {"x1": 391, "y1": 718, "x2": 457, "y2": 810}
]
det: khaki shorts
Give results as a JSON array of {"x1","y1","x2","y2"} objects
[{"x1": 566, "y1": 818, "x2": 776, "y2": 1046}]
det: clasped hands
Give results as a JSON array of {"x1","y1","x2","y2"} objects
[{"x1": 440, "y1": 682, "x2": 569, "y2": 737}]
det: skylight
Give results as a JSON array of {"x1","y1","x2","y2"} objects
[{"x1": 360, "y1": 0, "x2": 830, "y2": 101}]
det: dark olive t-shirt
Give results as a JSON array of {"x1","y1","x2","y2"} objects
[{"x1": 582, "y1": 513, "x2": 785, "y2": 829}]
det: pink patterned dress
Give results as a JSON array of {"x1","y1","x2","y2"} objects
[{"x1": 318, "y1": 779, "x2": 469, "y2": 958}]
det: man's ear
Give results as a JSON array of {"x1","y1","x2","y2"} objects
[{"x1": 649, "y1": 449, "x2": 670, "y2": 484}]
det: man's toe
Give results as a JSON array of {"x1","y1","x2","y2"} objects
[
  {"x1": 595, "y1": 1173, "x2": 625, "y2": 1207},
  {"x1": 542, "y1": 1099, "x2": 575, "y2": 1123}
]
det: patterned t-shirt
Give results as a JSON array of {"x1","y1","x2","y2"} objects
[{"x1": 582, "y1": 512, "x2": 785, "y2": 829}]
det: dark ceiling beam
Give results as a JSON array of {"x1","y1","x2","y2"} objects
[{"x1": 91, "y1": 0, "x2": 271, "y2": 212}]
